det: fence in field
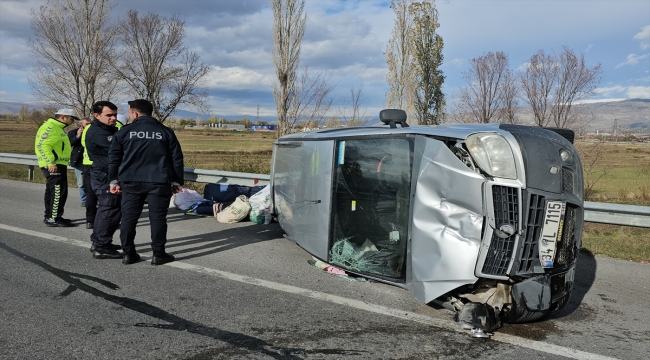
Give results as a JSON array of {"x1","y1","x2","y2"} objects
[{"x1": 1, "y1": 152, "x2": 648, "y2": 228}]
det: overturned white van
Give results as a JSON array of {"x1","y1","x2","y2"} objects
[{"x1": 270, "y1": 110, "x2": 583, "y2": 330}]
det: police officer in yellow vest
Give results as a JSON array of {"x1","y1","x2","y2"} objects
[
  {"x1": 81, "y1": 121, "x2": 97, "y2": 229},
  {"x1": 35, "y1": 109, "x2": 78, "y2": 227}
]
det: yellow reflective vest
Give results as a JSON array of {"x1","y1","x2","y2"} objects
[
  {"x1": 82, "y1": 121, "x2": 123, "y2": 165},
  {"x1": 35, "y1": 118, "x2": 72, "y2": 168}
]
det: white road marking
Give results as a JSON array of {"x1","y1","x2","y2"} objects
[{"x1": 0, "y1": 223, "x2": 617, "y2": 360}]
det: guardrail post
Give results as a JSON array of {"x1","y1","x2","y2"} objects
[{"x1": 28, "y1": 165, "x2": 34, "y2": 181}]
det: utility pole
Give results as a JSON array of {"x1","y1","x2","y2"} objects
[{"x1": 257, "y1": 105, "x2": 260, "y2": 123}]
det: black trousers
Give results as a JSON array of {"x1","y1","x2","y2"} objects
[
  {"x1": 83, "y1": 165, "x2": 98, "y2": 223},
  {"x1": 120, "y1": 182, "x2": 172, "y2": 254},
  {"x1": 41, "y1": 165, "x2": 68, "y2": 221},
  {"x1": 90, "y1": 182, "x2": 121, "y2": 247}
]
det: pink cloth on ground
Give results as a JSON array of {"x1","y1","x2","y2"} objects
[{"x1": 324, "y1": 265, "x2": 347, "y2": 275}]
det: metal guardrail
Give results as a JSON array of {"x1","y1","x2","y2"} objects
[
  {"x1": 0, "y1": 152, "x2": 269, "y2": 187},
  {"x1": 1, "y1": 152, "x2": 647, "y2": 228},
  {"x1": 184, "y1": 167, "x2": 269, "y2": 186},
  {"x1": 584, "y1": 201, "x2": 650, "y2": 228}
]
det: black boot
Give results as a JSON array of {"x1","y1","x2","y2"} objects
[
  {"x1": 93, "y1": 245, "x2": 123, "y2": 259},
  {"x1": 151, "y1": 252, "x2": 175, "y2": 266},
  {"x1": 122, "y1": 251, "x2": 141, "y2": 265},
  {"x1": 89, "y1": 243, "x2": 121, "y2": 252}
]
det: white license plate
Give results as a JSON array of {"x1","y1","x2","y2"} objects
[{"x1": 539, "y1": 201, "x2": 566, "y2": 268}]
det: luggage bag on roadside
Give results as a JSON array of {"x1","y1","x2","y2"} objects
[{"x1": 203, "y1": 183, "x2": 265, "y2": 203}]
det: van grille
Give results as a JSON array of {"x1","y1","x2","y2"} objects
[
  {"x1": 562, "y1": 168, "x2": 574, "y2": 194},
  {"x1": 481, "y1": 186, "x2": 518, "y2": 276},
  {"x1": 515, "y1": 195, "x2": 579, "y2": 275},
  {"x1": 516, "y1": 194, "x2": 545, "y2": 273},
  {"x1": 555, "y1": 205, "x2": 578, "y2": 267}
]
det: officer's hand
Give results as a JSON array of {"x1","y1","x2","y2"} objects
[
  {"x1": 47, "y1": 165, "x2": 57, "y2": 173},
  {"x1": 76, "y1": 127, "x2": 83, "y2": 137},
  {"x1": 110, "y1": 184, "x2": 121, "y2": 194},
  {"x1": 172, "y1": 185, "x2": 183, "y2": 194}
]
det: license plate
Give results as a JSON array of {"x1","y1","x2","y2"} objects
[{"x1": 539, "y1": 201, "x2": 565, "y2": 268}]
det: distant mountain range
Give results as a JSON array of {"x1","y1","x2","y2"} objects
[
  {"x1": 0, "y1": 101, "x2": 279, "y2": 123},
  {"x1": 1, "y1": 99, "x2": 648, "y2": 134}
]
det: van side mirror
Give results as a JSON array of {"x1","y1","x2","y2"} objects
[{"x1": 380, "y1": 109, "x2": 409, "y2": 128}]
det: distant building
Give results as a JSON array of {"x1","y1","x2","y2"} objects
[
  {"x1": 202, "y1": 123, "x2": 246, "y2": 131},
  {"x1": 223, "y1": 124, "x2": 246, "y2": 131},
  {"x1": 250, "y1": 125, "x2": 276, "y2": 131}
]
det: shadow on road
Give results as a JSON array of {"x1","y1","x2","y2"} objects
[
  {"x1": 0, "y1": 241, "x2": 360, "y2": 359},
  {"x1": 548, "y1": 250, "x2": 597, "y2": 319},
  {"x1": 133, "y1": 222, "x2": 285, "y2": 262}
]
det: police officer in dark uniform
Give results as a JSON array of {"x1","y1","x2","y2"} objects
[
  {"x1": 108, "y1": 99, "x2": 184, "y2": 265},
  {"x1": 86, "y1": 101, "x2": 123, "y2": 259}
]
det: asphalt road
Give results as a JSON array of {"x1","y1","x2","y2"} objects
[{"x1": 0, "y1": 178, "x2": 648, "y2": 360}]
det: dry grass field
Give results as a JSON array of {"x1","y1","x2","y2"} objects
[{"x1": 0, "y1": 119, "x2": 647, "y2": 261}]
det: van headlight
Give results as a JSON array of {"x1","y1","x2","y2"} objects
[{"x1": 465, "y1": 133, "x2": 517, "y2": 179}]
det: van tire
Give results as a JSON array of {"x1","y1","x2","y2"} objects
[
  {"x1": 503, "y1": 302, "x2": 549, "y2": 324},
  {"x1": 504, "y1": 287, "x2": 573, "y2": 323},
  {"x1": 543, "y1": 127, "x2": 575, "y2": 144}
]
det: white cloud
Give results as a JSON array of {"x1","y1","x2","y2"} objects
[
  {"x1": 585, "y1": 44, "x2": 593, "y2": 52},
  {"x1": 633, "y1": 25, "x2": 650, "y2": 50},
  {"x1": 0, "y1": 90, "x2": 35, "y2": 103},
  {"x1": 447, "y1": 58, "x2": 465, "y2": 67},
  {"x1": 615, "y1": 53, "x2": 650, "y2": 68},
  {"x1": 575, "y1": 98, "x2": 626, "y2": 105},
  {"x1": 0, "y1": 0, "x2": 41, "y2": 38},
  {"x1": 594, "y1": 86, "x2": 626, "y2": 97},
  {"x1": 626, "y1": 86, "x2": 650, "y2": 99},
  {"x1": 0, "y1": 64, "x2": 29, "y2": 79},
  {"x1": 593, "y1": 85, "x2": 650, "y2": 99},
  {"x1": 329, "y1": 64, "x2": 386, "y2": 85},
  {"x1": 203, "y1": 66, "x2": 274, "y2": 90}
]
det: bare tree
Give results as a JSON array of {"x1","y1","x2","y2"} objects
[
  {"x1": 339, "y1": 85, "x2": 370, "y2": 126},
  {"x1": 497, "y1": 70, "x2": 519, "y2": 124},
  {"x1": 286, "y1": 67, "x2": 335, "y2": 130},
  {"x1": 325, "y1": 116, "x2": 341, "y2": 128},
  {"x1": 114, "y1": 10, "x2": 210, "y2": 123},
  {"x1": 521, "y1": 47, "x2": 601, "y2": 128},
  {"x1": 576, "y1": 140, "x2": 609, "y2": 200},
  {"x1": 409, "y1": 1, "x2": 444, "y2": 125},
  {"x1": 18, "y1": 105, "x2": 29, "y2": 123},
  {"x1": 552, "y1": 46, "x2": 602, "y2": 128},
  {"x1": 385, "y1": 0, "x2": 416, "y2": 117},
  {"x1": 271, "y1": 0, "x2": 307, "y2": 136},
  {"x1": 30, "y1": 105, "x2": 59, "y2": 127},
  {"x1": 28, "y1": 0, "x2": 120, "y2": 117},
  {"x1": 520, "y1": 50, "x2": 556, "y2": 126},
  {"x1": 456, "y1": 51, "x2": 514, "y2": 123},
  {"x1": 384, "y1": 0, "x2": 416, "y2": 122}
]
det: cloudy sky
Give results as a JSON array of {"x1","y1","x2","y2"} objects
[{"x1": 1, "y1": 0, "x2": 648, "y2": 118}]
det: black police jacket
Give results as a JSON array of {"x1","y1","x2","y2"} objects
[
  {"x1": 67, "y1": 128, "x2": 84, "y2": 167},
  {"x1": 85, "y1": 119, "x2": 119, "y2": 185},
  {"x1": 107, "y1": 116, "x2": 184, "y2": 185}
]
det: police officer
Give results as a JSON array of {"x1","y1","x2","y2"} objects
[
  {"x1": 86, "y1": 101, "x2": 123, "y2": 259},
  {"x1": 81, "y1": 124, "x2": 98, "y2": 229},
  {"x1": 67, "y1": 117, "x2": 90, "y2": 207},
  {"x1": 35, "y1": 109, "x2": 77, "y2": 227},
  {"x1": 82, "y1": 113, "x2": 123, "y2": 229},
  {"x1": 108, "y1": 99, "x2": 184, "y2": 265}
]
